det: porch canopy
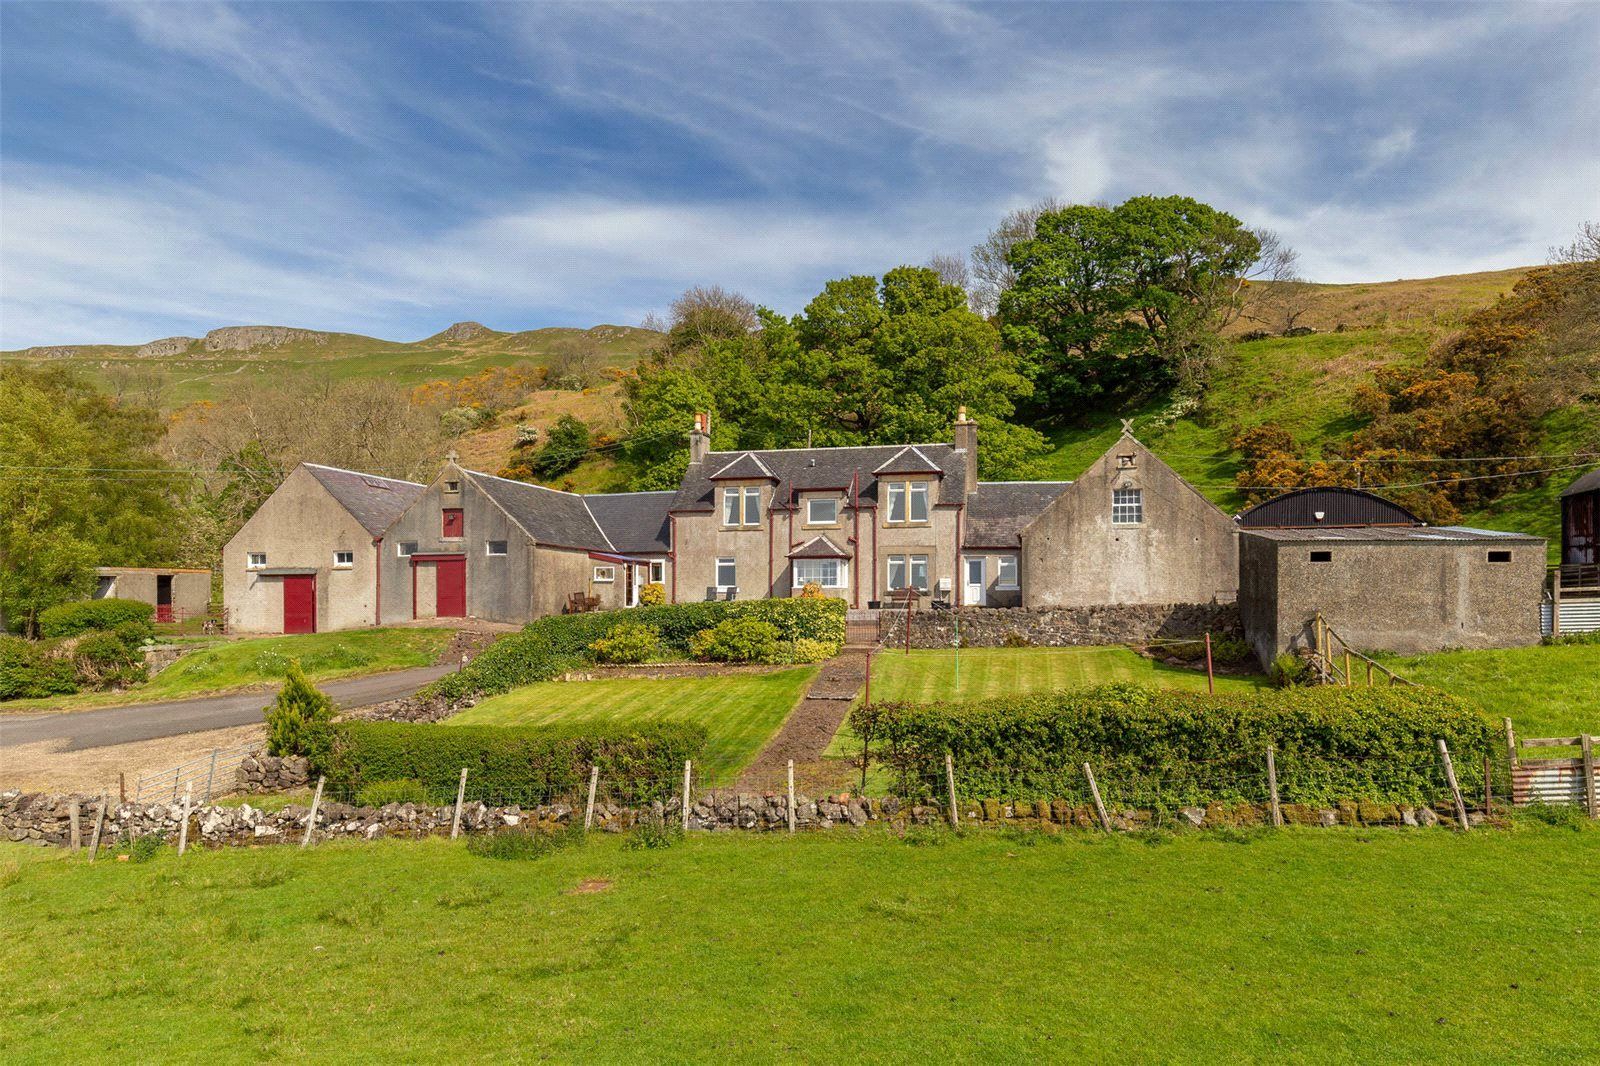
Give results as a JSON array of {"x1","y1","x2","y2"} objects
[{"x1": 587, "y1": 550, "x2": 655, "y2": 567}]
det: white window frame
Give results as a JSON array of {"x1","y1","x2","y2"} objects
[
  {"x1": 397, "y1": 541, "x2": 418, "y2": 558},
  {"x1": 715, "y1": 557, "x2": 737, "y2": 590},
  {"x1": 723, "y1": 488, "x2": 741, "y2": 526},
  {"x1": 806, "y1": 497, "x2": 838, "y2": 526},
  {"x1": 649, "y1": 560, "x2": 665, "y2": 583},
  {"x1": 886, "y1": 482, "x2": 906, "y2": 523},
  {"x1": 793, "y1": 558, "x2": 846, "y2": 589},
  {"x1": 246, "y1": 552, "x2": 267, "y2": 571},
  {"x1": 996, "y1": 555, "x2": 1019, "y2": 589},
  {"x1": 886, "y1": 554, "x2": 929, "y2": 592},
  {"x1": 593, "y1": 565, "x2": 616, "y2": 583},
  {"x1": 909, "y1": 481, "x2": 930, "y2": 523},
  {"x1": 485, "y1": 540, "x2": 508, "y2": 557},
  {"x1": 332, "y1": 550, "x2": 354, "y2": 570},
  {"x1": 1112, "y1": 487, "x2": 1143, "y2": 526},
  {"x1": 743, "y1": 485, "x2": 761, "y2": 526}
]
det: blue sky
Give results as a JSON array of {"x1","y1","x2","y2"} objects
[{"x1": 2, "y1": 1, "x2": 1596, "y2": 347}]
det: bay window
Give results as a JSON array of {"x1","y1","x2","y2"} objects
[{"x1": 793, "y1": 559, "x2": 845, "y2": 588}]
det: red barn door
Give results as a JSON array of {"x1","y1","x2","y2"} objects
[
  {"x1": 435, "y1": 556, "x2": 466, "y2": 618},
  {"x1": 283, "y1": 574, "x2": 316, "y2": 634}
]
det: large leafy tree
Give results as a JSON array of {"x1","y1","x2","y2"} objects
[
  {"x1": 1000, "y1": 195, "x2": 1263, "y2": 414},
  {"x1": 623, "y1": 269, "x2": 1044, "y2": 487},
  {"x1": 0, "y1": 365, "x2": 182, "y2": 634}
]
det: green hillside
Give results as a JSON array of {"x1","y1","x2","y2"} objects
[{"x1": 2, "y1": 322, "x2": 658, "y2": 408}]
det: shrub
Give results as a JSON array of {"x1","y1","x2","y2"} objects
[
  {"x1": 320, "y1": 719, "x2": 705, "y2": 804},
  {"x1": 1002, "y1": 631, "x2": 1032, "y2": 648},
  {"x1": 356, "y1": 778, "x2": 432, "y2": 807},
  {"x1": 111, "y1": 619, "x2": 155, "y2": 651},
  {"x1": 1544, "y1": 631, "x2": 1600, "y2": 646},
  {"x1": 0, "y1": 636, "x2": 79, "y2": 700},
  {"x1": 468, "y1": 822, "x2": 586, "y2": 861},
  {"x1": 125, "y1": 832, "x2": 166, "y2": 863},
  {"x1": 853, "y1": 682, "x2": 1497, "y2": 809},
  {"x1": 798, "y1": 581, "x2": 824, "y2": 599},
  {"x1": 1270, "y1": 652, "x2": 1310, "y2": 688},
  {"x1": 590, "y1": 622, "x2": 660, "y2": 664},
  {"x1": 1210, "y1": 637, "x2": 1253, "y2": 666},
  {"x1": 38, "y1": 599, "x2": 155, "y2": 639},
  {"x1": 773, "y1": 637, "x2": 837, "y2": 664},
  {"x1": 72, "y1": 631, "x2": 146, "y2": 688},
  {"x1": 637, "y1": 582, "x2": 666, "y2": 606},
  {"x1": 265, "y1": 661, "x2": 336, "y2": 760},
  {"x1": 690, "y1": 618, "x2": 780, "y2": 663}
]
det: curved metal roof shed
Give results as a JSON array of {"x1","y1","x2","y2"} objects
[{"x1": 1236, "y1": 487, "x2": 1422, "y2": 529}]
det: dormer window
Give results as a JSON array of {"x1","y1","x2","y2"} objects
[
  {"x1": 885, "y1": 481, "x2": 930, "y2": 524},
  {"x1": 722, "y1": 486, "x2": 760, "y2": 527}
]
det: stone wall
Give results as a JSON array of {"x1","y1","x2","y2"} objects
[
  {"x1": 236, "y1": 754, "x2": 311, "y2": 793},
  {"x1": 889, "y1": 603, "x2": 1241, "y2": 649},
  {"x1": 2, "y1": 787, "x2": 1471, "y2": 849}
]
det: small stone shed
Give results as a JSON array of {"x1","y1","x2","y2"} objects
[
  {"x1": 1239, "y1": 525, "x2": 1547, "y2": 663},
  {"x1": 94, "y1": 566, "x2": 210, "y2": 622}
]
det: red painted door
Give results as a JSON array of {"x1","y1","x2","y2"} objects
[
  {"x1": 283, "y1": 574, "x2": 316, "y2": 634},
  {"x1": 436, "y1": 557, "x2": 466, "y2": 617}
]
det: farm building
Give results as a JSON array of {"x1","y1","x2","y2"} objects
[
  {"x1": 1238, "y1": 488, "x2": 1547, "y2": 662},
  {"x1": 222, "y1": 464, "x2": 424, "y2": 633},
  {"x1": 1020, "y1": 429, "x2": 1239, "y2": 607},
  {"x1": 375, "y1": 462, "x2": 673, "y2": 625},
  {"x1": 1551, "y1": 465, "x2": 1600, "y2": 633},
  {"x1": 93, "y1": 566, "x2": 210, "y2": 623}
]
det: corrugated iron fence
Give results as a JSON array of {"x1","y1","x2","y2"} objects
[{"x1": 1504, "y1": 721, "x2": 1599, "y2": 818}]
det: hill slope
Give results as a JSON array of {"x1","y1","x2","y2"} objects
[{"x1": 2, "y1": 322, "x2": 658, "y2": 408}]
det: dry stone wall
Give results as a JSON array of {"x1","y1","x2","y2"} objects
[{"x1": 891, "y1": 604, "x2": 1241, "y2": 649}]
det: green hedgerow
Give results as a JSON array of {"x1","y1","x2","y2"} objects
[
  {"x1": 590, "y1": 621, "x2": 661, "y2": 664},
  {"x1": 356, "y1": 778, "x2": 433, "y2": 807},
  {"x1": 38, "y1": 599, "x2": 155, "y2": 639},
  {"x1": 265, "y1": 661, "x2": 336, "y2": 760},
  {"x1": 0, "y1": 636, "x2": 80, "y2": 700}
]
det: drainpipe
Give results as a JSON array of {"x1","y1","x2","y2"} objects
[
  {"x1": 850, "y1": 471, "x2": 861, "y2": 609},
  {"x1": 954, "y1": 509, "x2": 962, "y2": 608},
  {"x1": 767, "y1": 500, "x2": 775, "y2": 599},
  {"x1": 786, "y1": 507, "x2": 794, "y2": 598},
  {"x1": 668, "y1": 514, "x2": 678, "y2": 604},
  {"x1": 373, "y1": 537, "x2": 383, "y2": 626}
]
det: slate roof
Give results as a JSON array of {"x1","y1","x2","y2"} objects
[
  {"x1": 709, "y1": 453, "x2": 778, "y2": 481},
  {"x1": 873, "y1": 446, "x2": 944, "y2": 477},
  {"x1": 1240, "y1": 525, "x2": 1543, "y2": 544},
  {"x1": 672, "y1": 443, "x2": 969, "y2": 513},
  {"x1": 585, "y1": 492, "x2": 674, "y2": 554},
  {"x1": 788, "y1": 534, "x2": 851, "y2": 559},
  {"x1": 302, "y1": 463, "x2": 425, "y2": 536},
  {"x1": 463, "y1": 470, "x2": 613, "y2": 551},
  {"x1": 1562, "y1": 466, "x2": 1600, "y2": 497},
  {"x1": 963, "y1": 481, "x2": 1073, "y2": 549}
]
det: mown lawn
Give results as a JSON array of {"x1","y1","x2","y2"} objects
[
  {"x1": 0, "y1": 628, "x2": 454, "y2": 714},
  {"x1": 1388, "y1": 641, "x2": 1600, "y2": 740},
  {"x1": 448, "y1": 667, "x2": 818, "y2": 783},
  {"x1": 2, "y1": 825, "x2": 1596, "y2": 1063}
]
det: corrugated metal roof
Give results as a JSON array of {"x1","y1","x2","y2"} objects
[
  {"x1": 1241, "y1": 525, "x2": 1544, "y2": 544},
  {"x1": 1237, "y1": 487, "x2": 1421, "y2": 528},
  {"x1": 1562, "y1": 466, "x2": 1600, "y2": 497}
]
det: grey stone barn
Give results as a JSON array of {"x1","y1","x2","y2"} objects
[
  {"x1": 375, "y1": 463, "x2": 673, "y2": 625},
  {"x1": 223, "y1": 464, "x2": 424, "y2": 634},
  {"x1": 1020, "y1": 430, "x2": 1240, "y2": 607},
  {"x1": 1238, "y1": 508, "x2": 1547, "y2": 662}
]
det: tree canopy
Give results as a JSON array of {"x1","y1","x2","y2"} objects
[{"x1": 622, "y1": 267, "x2": 1044, "y2": 487}]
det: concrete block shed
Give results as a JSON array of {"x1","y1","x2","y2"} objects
[
  {"x1": 1239, "y1": 525, "x2": 1547, "y2": 664},
  {"x1": 94, "y1": 567, "x2": 211, "y2": 622}
]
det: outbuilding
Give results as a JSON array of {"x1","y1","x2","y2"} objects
[
  {"x1": 1239, "y1": 523, "x2": 1547, "y2": 663},
  {"x1": 93, "y1": 566, "x2": 211, "y2": 623}
]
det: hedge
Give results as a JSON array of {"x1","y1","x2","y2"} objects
[
  {"x1": 851, "y1": 683, "x2": 1497, "y2": 809},
  {"x1": 420, "y1": 597, "x2": 847, "y2": 704},
  {"x1": 320, "y1": 720, "x2": 706, "y2": 805},
  {"x1": 38, "y1": 599, "x2": 155, "y2": 639}
]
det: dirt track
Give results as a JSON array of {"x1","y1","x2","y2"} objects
[{"x1": 734, "y1": 647, "x2": 871, "y2": 793}]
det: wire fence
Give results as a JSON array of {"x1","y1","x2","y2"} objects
[{"x1": 132, "y1": 743, "x2": 257, "y2": 805}]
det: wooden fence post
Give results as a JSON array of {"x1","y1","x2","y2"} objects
[
  {"x1": 787, "y1": 760, "x2": 796, "y2": 834},
  {"x1": 1266, "y1": 746, "x2": 1283, "y2": 828},
  {"x1": 1083, "y1": 763, "x2": 1112, "y2": 833},
  {"x1": 69, "y1": 799, "x2": 81, "y2": 851},
  {"x1": 1503, "y1": 717, "x2": 1518, "y2": 768},
  {"x1": 1436, "y1": 739, "x2": 1470, "y2": 831},
  {"x1": 1204, "y1": 633, "x2": 1215, "y2": 695},
  {"x1": 944, "y1": 752, "x2": 959, "y2": 828},
  {"x1": 301, "y1": 776, "x2": 325, "y2": 849},
  {"x1": 204, "y1": 748, "x2": 219, "y2": 803},
  {"x1": 584, "y1": 765, "x2": 599, "y2": 831},
  {"x1": 1550, "y1": 567, "x2": 1562, "y2": 637},
  {"x1": 450, "y1": 768, "x2": 468, "y2": 840},
  {"x1": 681, "y1": 760, "x2": 692, "y2": 832},
  {"x1": 1344, "y1": 651, "x2": 1352, "y2": 688},
  {"x1": 1583, "y1": 735, "x2": 1598, "y2": 820},
  {"x1": 177, "y1": 784, "x2": 193, "y2": 857},
  {"x1": 87, "y1": 796, "x2": 107, "y2": 862},
  {"x1": 119, "y1": 772, "x2": 126, "y2": 805}
]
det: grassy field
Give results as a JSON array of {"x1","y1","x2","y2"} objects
[
  {"x1": 3, "y1": 824, "x2": 1595, "y2": 1063},
  {"x1": 447, "y1": 667, "x2": 818, "y2": 783},
  {"x1": 0, "y1": 628, "x2": 453, "y2": 714},
  {"x1": 1387, "y1": 642, "x2": 1600, "y2": 740}
]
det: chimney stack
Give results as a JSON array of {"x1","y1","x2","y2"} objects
[
  {"x1": 689, "y1": 411, "x2": 711, "y2": 465},
  {"x1": 953, "y1": 406, "x2": 978, "y2": 495}
]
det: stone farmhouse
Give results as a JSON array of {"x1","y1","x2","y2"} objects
[{"x1": 224, "y1": 414, "x2": 1548, "y2": 661}]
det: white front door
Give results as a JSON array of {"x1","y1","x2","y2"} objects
[{"x1": 964, "y1": 557, "x2": 986, "y2": 606}]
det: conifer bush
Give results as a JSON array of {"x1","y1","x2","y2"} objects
[{"x1": 265, "y1": 660, "x2": 336, "y2": 760}]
